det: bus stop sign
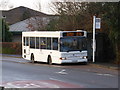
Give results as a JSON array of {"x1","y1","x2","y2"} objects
[{"x1": 95, "y1": 18, "x2": 101, "y2": 29}]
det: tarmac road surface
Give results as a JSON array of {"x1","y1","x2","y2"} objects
[{"x1": 0, "y1": 56, "x2": 118, "y2": 88}]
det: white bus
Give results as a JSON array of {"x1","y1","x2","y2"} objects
[{"x1": 22, "y1": 30, "x2": 88, "y2": 64}]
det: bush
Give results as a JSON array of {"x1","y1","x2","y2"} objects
[{"x1": 0, "y1": 42, "x2": 22, "y2": 55}]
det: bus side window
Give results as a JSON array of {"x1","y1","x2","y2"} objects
[
  {"x1": 36, "y1": 37, "x2": 39, "y2": 49},
  {"x1": 30, "y1": 37, "x2": 35, "y2": 48},
  {"x1": 47, "y1": 37, "x2": 51, "y2": 50},
  {"x1": 23, "y1": 37, "x2": 29, "y2": 46},
  {"x1": 53, "y1": 38, "x2": 58, "y2": 50},
  {"x1": 40, "y1": 37, "x2": 46, "y2": 49},
  {"x1": 26, "y1": 37, "x2": 29, "y2": 46}
]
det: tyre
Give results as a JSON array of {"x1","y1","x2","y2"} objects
[
  {"x1": 48, "y1": 56, "x2": 52, "y2": 65},
  {"x1": 31, "y1": 54, "x2": 34, "y2": 63}
]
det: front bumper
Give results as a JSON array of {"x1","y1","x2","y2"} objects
[{"x1": 61, "y1": 59, "x2": 87, "y2": 63}]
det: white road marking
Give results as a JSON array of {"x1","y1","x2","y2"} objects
[
  {"x1": 49, "y1": 78, "x2": 64, "y2": 82},
  {"x1": 52, "y1": 65, "x2": 62, "y2": 68},
  {"x1": 4, "y1": 78, "x2": 60, "y2": 88},
  {"x1": 56, "y1": 69, "x2": 68, "y2": 75},
  {"x1": 23, "y1": 84, "x2": 31, "y2": 88},
  {"x1": 5, "y1": 82, "x2": 20, "y2": 88},
  {"x1": 97, "y1": 73, "x2": 114, "y2": 77},
  {"x1": 41, "y1": 82, "x2": 59, "y2": 88},
  {"x1": 4, "y1": 81, "x2": 60, "y2": 88}
]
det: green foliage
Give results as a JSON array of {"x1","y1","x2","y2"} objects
[
  {"x1": 1, "y1": 42, "x2": 22, "y2": 55},
  {"x1": 0, "y1": 18, "x2": 2, "y2": 42},
  {"x1": 1, "y1": 19, "x2": 12, "y2": 42},
  {"x1": 102, "y1": 2, "x2": 119, "y2": 63},
  {"x1": 103, "y1": 2, "x2": 119, "y2": 43},
  {"x1": 2, "y1": 47, "x2": 16, "y2": 54}
]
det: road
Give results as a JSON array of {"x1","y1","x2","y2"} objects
[{"x1": 0, "y1": 56, "x2": 118, "y2": 88}]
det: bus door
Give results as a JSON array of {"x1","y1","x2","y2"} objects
[{"x1": 23, "y1": 37, "x2": 30, "y2": 55}]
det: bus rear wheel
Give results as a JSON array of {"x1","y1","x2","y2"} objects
[
  {"x1": 31, "y1": 54, "x2": 34, "y2": 63},
  {"x1": 48, "y1": 56, "x2": 52, "y2": 65}
]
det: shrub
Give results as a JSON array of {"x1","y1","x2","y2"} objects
[{"x1": 0, "y1": 42, "x2": 22, "y2": 55}]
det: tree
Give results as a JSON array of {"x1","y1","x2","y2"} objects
[
  {"x1": 47, "y1": 2, "x2": 119, "y2": 63},
  {"x1": 49, "y1": 2, "x2": 107, "y2": 31},
  {"x1": 25, "y1": 1, "x2": 47, "y2": 31},
  {"x1": 46, "y1": 18, "x2": 59, "y2": 31},
  {"x1": 0, "y1": 18, "x2": 2, "y2": 42},
  {"x1": 26, "y1": 16, "x2": 49, "y2": 31},
  {"x1": 1, "y1": 19, "x2": 12, "y2": 42},
  {"x1": 50, "y1": 2, "x2": 86, "y2": 30},
  {"x1": 103, "y1": 2, "x2": 120, "y2": 63}
]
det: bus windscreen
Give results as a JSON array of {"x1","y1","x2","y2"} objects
[{"x1": 60, "y1": 37, "x2": 87, "y2": 52}]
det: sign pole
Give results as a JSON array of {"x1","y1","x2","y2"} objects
[{"x1": 93, "y1": 16, "x2": 96, "y2": 63}]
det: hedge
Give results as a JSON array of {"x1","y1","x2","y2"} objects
[{"x1": 0, "y1": 42, "x2": 22, "y2": 55}]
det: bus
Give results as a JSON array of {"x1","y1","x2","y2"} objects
[{"x1": 22, "y1": 30, "x2": 88, "y2": 64}]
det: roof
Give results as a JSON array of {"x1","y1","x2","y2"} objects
[
  {"x1": 9, "y1": 19, "x2": 29, "y2": 32},
  {"x1": 9, "y1": 16, "x2": 53, "y2": 32},
  {"x1": 22, "y1": 30, "x2": 86, "y2": 37},
  {"x1": 2, "y1": 6, "x2": 49, "y2": 25}
]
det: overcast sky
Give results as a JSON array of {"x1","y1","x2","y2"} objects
[
  {"x1": 11, "y1": 0, "x2": 52, "y2": 14},
  {"x1": 0, "y1": 0, "x2": 54, "y2": 14}
]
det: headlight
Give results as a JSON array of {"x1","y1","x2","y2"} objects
[
  {"x1": 60, "y1": 57, "x2": 67, "y2": 60},
  {"x1": 82, "y1": 56, "x2": 87, "y2": 59}
]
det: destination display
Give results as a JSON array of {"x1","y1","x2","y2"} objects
[{"x1": 63, "y1": 32, "x2": 84, "y2": 37}]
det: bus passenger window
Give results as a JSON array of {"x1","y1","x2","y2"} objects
[
  {"x1": 36, "y1": 37, "x2": 39, "y2": 49},
  {"x1": 47, "y1": 38, "x2": 51, "y2": 50},
  {"x1": 26, "y1": 37, "x2": 29, "y2": 46},
  {"x1": 30, "y1": 37, "x2": 35, "y2": 48},
  {"x1": 40, "y1": 37, "x2": 46, "y2": 49},
  {"x1": 23, "y1": 37, "x2": 29, "y2": 46},
  {"x1": 53, "y1": 38, "x2": 58, "y2": 50}
]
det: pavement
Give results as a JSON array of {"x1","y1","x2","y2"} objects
[
  {"x1": 0, "y1": 54, "x2": 119, "y2": 70},
  {"x1": 1, "y1": 54, "x2": 22, "y2": 58},
  {"x1": 89, "y1": 62, "x2": 119, "y2": 70}
]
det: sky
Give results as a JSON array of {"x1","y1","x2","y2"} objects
[{"x1": 0, "y1": 0, "x2": 54, "y2": 14}]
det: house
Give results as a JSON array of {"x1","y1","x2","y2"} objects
[
  {"x1": 2, "y1": 6, "x2": 58, "y2": 42},
  {"x1": 9, "y1": 19, "x2": 29, "y2": 42},
  {"x1": 2, "y1": 6, "x2": 48, "y2": 25},
  {"x1": 9, "y1": 16, "x2": 55, "y2": 42}
]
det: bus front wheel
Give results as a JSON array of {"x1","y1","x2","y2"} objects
[
  {"x1": 48, "y1": 56, "x2": 52, "y2": 65},
  {"x1": 31, "y1": 54, "x2": 34, "y2": 63}
]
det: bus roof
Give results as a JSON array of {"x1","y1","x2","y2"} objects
[{"x1": 22, "y1": 30, "x2": 87, "y2": 37}]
